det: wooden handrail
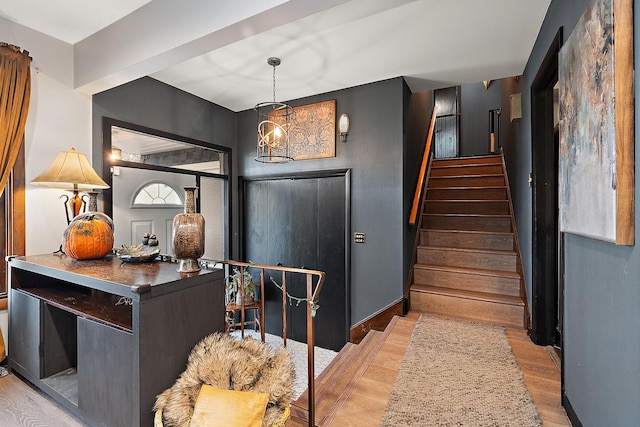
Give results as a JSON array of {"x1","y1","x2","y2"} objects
[
  {"x1": 202, "y1": 259, "x2": 325, "y2": 427},
  {"x1": 409, "y1": 106, "x2": 438, "y2": 225}
]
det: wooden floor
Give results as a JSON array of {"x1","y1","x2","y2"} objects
[
  {"x1": 294, "y1": 311, "x2": 570, "y2": 426},
  {"x1": 1, "y1": 311, "x2": 570, "y2": 426}
]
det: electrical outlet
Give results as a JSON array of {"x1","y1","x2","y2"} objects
[{"x1": 354, "y1": 232, "x2": 365, "y2": 244}]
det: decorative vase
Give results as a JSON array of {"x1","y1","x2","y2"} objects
[{"x1": 172, "y1": 186, "x2": 205, "y2": 272}]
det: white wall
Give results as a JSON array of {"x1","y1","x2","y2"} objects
[{"x1": 1, "y1": 18, "x2": 92, "y2": 351}]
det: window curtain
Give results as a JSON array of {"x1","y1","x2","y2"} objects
[
  {"x1": 0, "y1": 43, "x2": 31, "y2": 364},
  {"x1": 0, "y1": 42, "x2": 31, "y2": 198}
]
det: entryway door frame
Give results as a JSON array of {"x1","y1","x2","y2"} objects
[{"x1": 530, "y1": 28, "x2": 564, "y2": 349}]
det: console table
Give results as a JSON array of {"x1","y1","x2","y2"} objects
[{"x1": 7, "y1": 254, "x2": 225, "y2": 427}]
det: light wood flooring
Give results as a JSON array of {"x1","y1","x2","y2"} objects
[
  {"x1": 0, "y1": 311, "x2": 570, "y2": 426},
  {"x1": 294, "y1": 311, "x2": 571, "y2": 426}
]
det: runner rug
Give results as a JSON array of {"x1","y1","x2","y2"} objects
[{"x1": 380, "y1": 314, "x2": 541, "y2": 426}]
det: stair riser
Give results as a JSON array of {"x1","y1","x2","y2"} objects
[
  {"x1": 432, "y1": 156, "x2": 502, "y2": 167},
  {"x1": 430, "y1": 164, "x2": 503, "y2": 177},
  {"x1": 429, "y1": 176, "x2": 504, "y2": 188},
  {"x1": 426, "y1": 188, "x2": 507, "y2": 200},
  {"x1": 423, "y1": 215, "x2": 512, "y2": 232},
  {"x1": 417, "y1": 248, "x2": 517, "y2": 272},
  {"x1": 410, "y1": 290, "x2": 525, "y2": 329},
  {"x1": 425, "y1": 200, "x2": 509, "y2": 215},
  {"x1": 413, "y1": 268, "x2": 521, "y2": 297},
  {"x1": 420, "y1": 230, "x2": 514, "y2": 251}
]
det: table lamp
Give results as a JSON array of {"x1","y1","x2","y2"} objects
[{"x1": 31, "y1": 147, "x2": 110, "y2": 224}]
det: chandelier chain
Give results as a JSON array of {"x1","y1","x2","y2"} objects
[{"x1": 272, "y1": 64, "x2": 277, "y2": 103}]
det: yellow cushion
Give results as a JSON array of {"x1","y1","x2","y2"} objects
[{"x1": 189, "y1": 384, "x2": 269, "y2": 427}]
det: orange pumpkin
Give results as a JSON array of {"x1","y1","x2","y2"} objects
[{"x1": 63, "y1": 213, "x2": 114, "y2": 260}]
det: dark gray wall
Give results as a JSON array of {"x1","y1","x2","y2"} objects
[
  {"x1": 403, "y1": 87, "x2": 434, "y2": 303},
  {"x1": 508, "y1": 0, "x2": 640, "y2": 424},
  {"x1": 460, "y1": 81, "x2": 503, "y2": 156},
  {"x1": 91, "y1": 77, "x2": 238, "y2": 250},
  {"x1": 237, "y1": 78, "x2": 410, "y2": 324},
  {"x1": 92, "y1": 76, "x2": 426, "y2": 329}
]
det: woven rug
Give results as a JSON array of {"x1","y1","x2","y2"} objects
[{"x1": 380, "y1": 315, "x2": 541, "y2": 426}]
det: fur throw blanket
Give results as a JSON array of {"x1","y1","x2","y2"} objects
[{"x1": 154, "y1": 332, "x2": 294, "y2": 426}]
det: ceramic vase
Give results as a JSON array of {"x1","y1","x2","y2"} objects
[{"x1": 172, "y1": 186, "x2": 205, "y2": 272}]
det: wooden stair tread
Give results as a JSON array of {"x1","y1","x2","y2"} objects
[
  {"x1": 423, "y1": 213, "x2": 510, "y2": 218},
  {"x1": 422, "y1": 229, "x2": 513, "y2": 236},
  {"x1": 417, "y1": 245, "x2": 516, "y2": 256},
  {"x1": 430, "y1": 173, "x2": 504, "y2": 179},
  {"x1": 429, "y1": 184, "x2": 506, "y2": 188},
  {"x1": 414, "y1": 263, "x2": 521, "y2": 279},
  {"x1": 425, "y1": 199, "x2": 509, "y2": 203},
  {"x1": 411, "y1": 284, "x2": 524, "y2": 306}
]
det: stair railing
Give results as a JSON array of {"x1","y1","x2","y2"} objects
[
  {"x1": 409, "y1": 106, "x2": 438, "y2": 226},
  {"x1": 201, "y1": 259, "x2": 325, "y2": 427}
]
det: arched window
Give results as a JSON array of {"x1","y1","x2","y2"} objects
[{"x1": 131, "y1": 182, "x2": 182, "y2": 207}]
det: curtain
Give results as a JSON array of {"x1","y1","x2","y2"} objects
[{"x1": 0, "y1": 42, "x2": 31, "y2": 198}]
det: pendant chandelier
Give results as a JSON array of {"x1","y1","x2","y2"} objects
[{"x1": 255, "y1": 57, "x2": 294, "y2": 163}]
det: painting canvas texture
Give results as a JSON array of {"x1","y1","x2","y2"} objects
[{"x1": 558, "y1": 0, "x2": 617, "y2": 242}]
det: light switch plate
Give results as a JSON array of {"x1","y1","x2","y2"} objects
[{"x1": 354, "y1": 232, "x2": 365, "y2": 244}]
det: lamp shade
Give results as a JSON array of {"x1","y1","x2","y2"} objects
[{"x1": 31, "y1": 147, "x2": 109, "y2": 191}]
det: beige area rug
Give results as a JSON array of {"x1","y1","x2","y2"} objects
[{"x1": 380, "y1": 315, "x2": 541, "y2": 426}]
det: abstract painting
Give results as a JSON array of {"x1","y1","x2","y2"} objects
[
  {"x1": 271, "y1": 100, "x2": 336, "y2": 160},
  {"x1": 558, "y1": 0, "x2": 634, "y2": 244}
]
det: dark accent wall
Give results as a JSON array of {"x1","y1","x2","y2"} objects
[
  {"x1": 403, "y1": 88, "x2": 434, "y2": 305},
  {"x1": 507, "y1": 0, "x2": 640, "y2": 424},
  {"x1": 91, "y1": 77, "x2": 238, "y2": 247},
  {"x1": 92, "y1": 76, "x2": 427, "y2": 330},
  {"x1": 460, "y1": 81, "x2": 503, "y2": 156},
  {"x1": 237, "y1": 77, "x2": 418, "y2": 324}
]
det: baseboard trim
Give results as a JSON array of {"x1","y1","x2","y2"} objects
[
  {"x1": 562, "y1": 392, "x2": 583, "y2": 427},
  {"x1": 349, "y1": 299, "x2": 403, "y2": 344}
]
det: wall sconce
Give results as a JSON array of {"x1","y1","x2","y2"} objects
[
  {"x1": 111, "y1": 146, "x2": 122, "y2": 176},
  {"x1": 338, "y1": 113, "x2": 350, "y2": 142}
]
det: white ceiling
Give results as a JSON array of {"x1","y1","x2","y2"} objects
[{"x1": 0, "y1": 0, "x2": 551, "y2": 112}]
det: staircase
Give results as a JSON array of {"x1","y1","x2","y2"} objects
[
  {"x1": 410, "y1": 153, "x2": 527, "y2": 329},
  {"x1": 290, "y1": 317, "x2": 399, "y2": 426}
]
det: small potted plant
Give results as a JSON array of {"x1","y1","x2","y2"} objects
[{"x1": 225, "y1": 265, "x2": 256, "y2": 306}]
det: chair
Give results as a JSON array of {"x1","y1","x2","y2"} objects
[
  {"x1": 154, "y1": 332, "x2": 294, "y2": 427},
  {"x1": 225, "y1": 300, "x2": 262, "y2": 335}
]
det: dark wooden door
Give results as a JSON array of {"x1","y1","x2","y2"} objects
[{"x1": 243, "y1": 172, "x2": 349, "y2": 351}]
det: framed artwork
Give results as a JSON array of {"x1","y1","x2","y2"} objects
[
  {"x1": 558, "y1": 0, "x2": 634, "y2": 245},
  {"x1": 271, "y1": 100, "x2": 336, "y2": 160}
]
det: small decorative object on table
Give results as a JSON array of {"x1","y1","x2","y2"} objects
[
  {"x1": 172, "y1": 186, "x2": 205, "y2": 273},
  {"x1": 116, "y1": 233, "x2": 161, "y2": 263}
]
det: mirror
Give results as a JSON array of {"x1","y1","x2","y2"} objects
[{"x1": 102, "y1": 118, "x2": 231, "y2": 260}]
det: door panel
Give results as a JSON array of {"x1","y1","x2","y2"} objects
[{"x1": 244, "y1": 173, "x2": 348, "y2": 351}]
